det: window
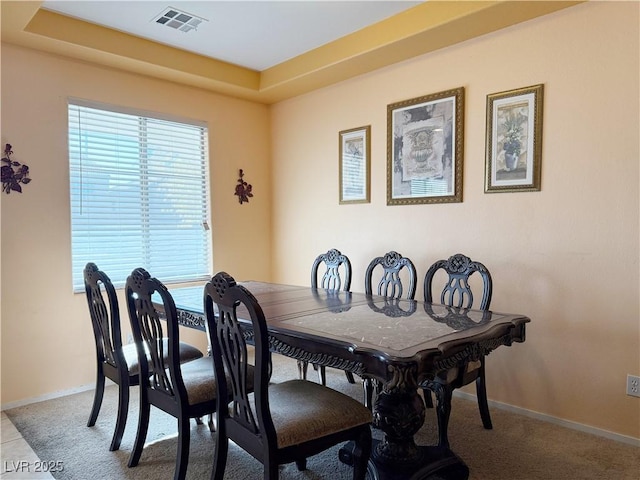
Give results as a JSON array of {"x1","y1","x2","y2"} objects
[{"x1": 69, "y1": 100, "x2": 211, "y2": 291}]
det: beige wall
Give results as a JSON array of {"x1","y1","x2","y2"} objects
[
  {"x1": 270, "y1": 2, "x2": 639, "y2": 439},
  {"x1": 1, "y1": 1, "x2": 638, "y2": 442},
  {"x1": 0, "y1": 45, "x2": 272, "y2": 403}
]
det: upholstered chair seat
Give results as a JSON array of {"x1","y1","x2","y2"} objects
[
  {"x1": 265, "y1": 379, "x2": 372, "y2": 448},
  {"x1": 121, "y1": 340, "x2": 203, "y2": 375}
]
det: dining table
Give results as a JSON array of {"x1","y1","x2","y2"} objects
[{"x1": 164, "y1": 281, "x2": 530, "y2": 480}]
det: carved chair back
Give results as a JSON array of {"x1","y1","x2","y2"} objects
[
  {"x1": 125, "y1": 267, "x2": 189, "y2": 410},
  {"x1": 424, "y1": 253, "x2": 492, "y2": 310},
  {"x1": 364, "y1": 251, "x2": 417, "y2": 300},
  {"x1": 311, "y1": 248, "x2": 352, "y2": 291},
  {"x1": 84, "y1": 262, "x2": 127, "y2": 378},
  {"x1": 204, "y1": 272, "x2": 277, "y2": 455}
]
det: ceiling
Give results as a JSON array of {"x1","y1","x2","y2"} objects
[
  {"x1": 1, "y1": 1, "x2": 583, "y2": 104},
  {"x1": 40, "y1": 1, "x2": 423, "y2": 71}
]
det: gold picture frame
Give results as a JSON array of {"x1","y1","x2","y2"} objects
[
  {"x1": 485, "y1": 84, "x2": 544, "y2": 193},
  {"x1": 387, "y1": 87, "x2": 465, "y2": 205},
  {"x1": 339, "y1": 125, "x2": 371, "y2": 204}
]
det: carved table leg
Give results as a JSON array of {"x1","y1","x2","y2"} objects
[
  {"x1": 373, "y1": 382, "x2": 425, "y2": 464},
  {"x1": 340, "y1": 364, "x2": 468, "y2": 480}
]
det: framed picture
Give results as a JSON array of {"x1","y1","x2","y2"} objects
[
  {"x1": 387, "y1": 87, "x2": 464, "y2": 205},
  {"x1": 485, "y1": 84, "x2": 544, "y2": 193},
  {"x1": 339, "y1": 125, "x2": 371, "y2": 204}
]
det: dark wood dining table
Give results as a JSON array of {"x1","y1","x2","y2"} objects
[{"x1": 166, "y1": 281, "x2": 530, "y2": 480}]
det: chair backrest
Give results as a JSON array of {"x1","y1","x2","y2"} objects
[
  {"x1": 204, "y1": 272, "x2": 277, "y2": 455},
  {"x1": 364, "y1": 251, "x2": 417, "y2": 300},
  {"x1": 311, "y1": 248, "x2": 352, "y2": 291},
  {"x1": 84, "y1": 263, "x2": 126, "y2": 373},
  {"x1": 423, "y1": 253, "x2": 492, "y2": 310},
  {"x1": 125, "y1": 267, "x2": 188, "y2": 408}
]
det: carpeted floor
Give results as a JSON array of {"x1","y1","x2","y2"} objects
[{"x1": 4, "y1": 355, "x2": 639, "y2": 479}]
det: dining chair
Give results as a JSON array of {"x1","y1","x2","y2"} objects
[
  {"x1": 204, "y1": 271, "x2": 372, "y2": 480},
  {"x1": 304, "y1": 248, "x2": 355, "y2": 385},
  {"x1": 125, "y1": 267, "x2": 221, "y2": 480},
  {"x1": 422, "y1": 253, "x2": 493, "y2": 448},
  {"x1": 364, "y1": 250, "x2": 417, "y2": 300},
  {"x1": 83, "y1": 263, "x2": 203, "y2": 452},
  {"x1": 310, "y1": 248, "x2": 352, "y2": 291},
  {"x1": 363, "y1": 251, "x2": 417, "y2": 409}
]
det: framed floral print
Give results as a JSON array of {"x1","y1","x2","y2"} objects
[{"x1": 485, "y1": 84, "x2": 544, "y2": 193}]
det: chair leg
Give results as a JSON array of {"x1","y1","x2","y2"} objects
[
  {"x1": 174, "y1": 414, "x2": 190, "y2": 480},
  {"x1": 422, "y1": 389, "x2": 434, "y2": 408},
  {"x1": 210, "y1": 416, "x2": 228, "y2": 480},
  {"x1": 363, "y1": 379, "x2": 374, "y2": 410},
  {"x1": 192, "y1": 416, "x2": 215, "y2": 430},
  {"x1": 109, "y1": 382, "x2": 129, "y2": 451},
  {"x1": 352, "y1": 427, "x2": 372, "y2": 480},
  {"x1": 318, "y1": 365, "x2": 327, "y2": 385},
  {"x1": 265, "y1": 461, "x2": 279, "y2": 480},
  {"x1": 432, "y1": 383, "x2": 453, "y2": 449},
  {"x1": 476, "y1": 359, "x2": 493, "y2": 430},
  {"x1": 295, "y1": 458, "x2": 307, "y2": 471},
  {"x1": 297, "y1": 360, "x2": 308, "y2": 380},
  {"x1": 345, "y1": 371, "x2": 356, "y2": 384},
  {"x1": 128, "y1": 392, "x2": 150, "y2": 468},
  {"x1": 87, "y1": 368, "x2": 105, "y2": 427}
]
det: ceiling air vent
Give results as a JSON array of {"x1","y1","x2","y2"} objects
[{"x1": 153, "y1": 7, "x2": 207, "y2": 33}]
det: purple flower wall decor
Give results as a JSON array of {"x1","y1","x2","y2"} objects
[
  {"x1": 1, "y1": 144, "x2": 31, "y2": 194},
  {"x1": 234, "y1": 169, "x2": 253, "y2": 204}
]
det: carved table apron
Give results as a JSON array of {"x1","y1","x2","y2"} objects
[{"x1": 165, "y1": 282, "x2": 530, "y2": 480}]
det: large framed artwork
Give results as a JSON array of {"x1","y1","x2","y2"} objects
[
  {"x1": 339, "y1": 125, "x2": 371, "y2": 204},
  {"x1": 485, "y1": 84, "x2": 544, "y2": 193},
  {"x1": 387, "y1": 87, "x2": 464, "y2": 205}
]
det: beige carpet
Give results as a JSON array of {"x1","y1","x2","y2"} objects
[{"x1": 5, "y1": 355, "x2": 639, "y2": 479}]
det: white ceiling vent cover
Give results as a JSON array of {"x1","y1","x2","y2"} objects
[{"x1": 153, "y1": 7, "x2": 207, "y2": 33}]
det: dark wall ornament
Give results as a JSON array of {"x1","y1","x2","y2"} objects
[
  {"x1": 1, "y1": 144, "x2": 32, "y2": 194},
  {"x1": 234, "y1": 169, "x2": 253, "y2": 204}
]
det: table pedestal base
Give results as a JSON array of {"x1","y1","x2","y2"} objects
[{"x1": 339, "y1": 440, "x2": 469, "y2": 480}]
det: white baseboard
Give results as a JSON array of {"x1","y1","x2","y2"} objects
[{"x1": 454, "y1": 390, "x2": 640, "y2": 447}]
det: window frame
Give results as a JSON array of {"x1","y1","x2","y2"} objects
[{"x1": 68, "y1": 98, "x2": 213, "y2": 292}]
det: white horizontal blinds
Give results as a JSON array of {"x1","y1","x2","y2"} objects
[
  {"x1": 410, "y1": 178, "x2": 450, "y2": 197},
  {"x1": 342, "y1": 152, "x2": 365, "y2": 199},
  {"x1": 69, "y1": 102, "x2": 211, "y2": 291}
]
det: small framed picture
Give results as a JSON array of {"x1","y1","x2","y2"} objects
[
  {"x1": 485, "y1": 84, "x2": 544, "y2": 193},
  {"x1": 386, "y1": 87, "x2": 465, "y2": 205},
  {"x1": 339, "y1": 125, "x2": 371, "y2": 204}
]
